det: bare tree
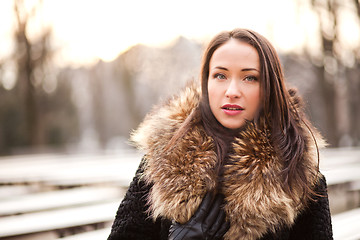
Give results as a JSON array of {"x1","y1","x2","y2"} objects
[
  {"x1": 300, "y1": 0, "x2": 360, "y2": 146},
  {"x1": 13, "y1": 0, "x2": 52, "y2": 146}
]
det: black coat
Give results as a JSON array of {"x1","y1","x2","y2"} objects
[{"x1": 108, "y1": 159, "x2": 333, "y2": 240}]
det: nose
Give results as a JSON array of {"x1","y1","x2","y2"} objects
[{"x1": 225, "y1": 79, "x2": 241, "y2": 99}]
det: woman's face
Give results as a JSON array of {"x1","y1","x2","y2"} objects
[{"x1": 208, "y1": 39, "x2": 261, "y2": 129}]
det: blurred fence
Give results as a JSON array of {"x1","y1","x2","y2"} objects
[{"x1": 0, "y1": 147, "x2": 359, "y2": 239}]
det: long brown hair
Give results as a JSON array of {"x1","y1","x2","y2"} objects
[{"x1": 169, "y1": 28, "x2": 318, "y2": 199}]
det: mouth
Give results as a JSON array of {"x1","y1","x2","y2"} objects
[{"x1": 221, "y1": 104, "x2": 244, "y2": 111}]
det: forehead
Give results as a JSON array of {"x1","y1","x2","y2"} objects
[{"x1": 210, "y1": 39, "x2": 260, "y2": 69}]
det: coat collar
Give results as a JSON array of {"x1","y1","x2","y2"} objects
[{"x1": 131, "y1": 83, "x2": 323, "y2": 240}]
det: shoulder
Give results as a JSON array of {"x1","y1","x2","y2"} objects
[
  {"x1": 289, "y1": 173, "x2": 333, "y2": 239},
  {"x1": 314, "y1": 173, "x2": 328, "y2": 194}
]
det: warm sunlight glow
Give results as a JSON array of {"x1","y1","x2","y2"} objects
[
  {"x1": 1, "y1": 0, "x2": 359, "y2": 67},
  {"x1": 42, "y1": 0, "x2": 275, "y2": 66}
]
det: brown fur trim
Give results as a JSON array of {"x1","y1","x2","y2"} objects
[
  {"x1": 222, "y1": 122, "x2": 301, "y2": 239},
  {"x1": 130, "y1": 83, "x2": 218, "y2": 223},
  {"x1": 131, "y1": 84, "x2": 323, "y2": 239}
]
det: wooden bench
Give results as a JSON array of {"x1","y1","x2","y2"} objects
[
  {"x1": 332, "y1": 208, "x2": 360, "y2": 240},
  {"x1": 0, "y1": 200, "x2": 121, "y2": 239},
  {"x1": 0, "y1": 186, "x2": 124, "y2": 216},
  {"x1": 319, "y1": 147, "x2": 360, "y2": 170},
  {"x1": 57, "y1": 228, "x2": 111, "y2": 240},
  {"x1": 322, "y1": 166, "x2": 360, "y2": 186},
  {"x1": 319, "y1": 148, "x2": 360, "y2": 185},
  {"x1": 0, "y1": 152, "x2": 141, "y2": 188},
  {"x1": 0, "y1": 185, "x2": 37, "y2": 199},
  {"x1": 0, "y1": 152, "x2": 136, "y2": 239},
  {"x1": 317, "y1": 148, "x2": 360, "y2": 214}
]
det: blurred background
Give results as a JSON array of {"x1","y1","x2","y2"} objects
[
  {"x1": 0, "y1": 0, "x2": 359, "y2": 239},
  {"x1": 0, "y1": 0, "x2": 359, "y2": 155}
]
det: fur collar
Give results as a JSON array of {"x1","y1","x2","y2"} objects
[{"x1": 131, "y1": 83, "x2": 323, "y2": 240}]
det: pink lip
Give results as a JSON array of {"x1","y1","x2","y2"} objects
[{"x1": 221, "y1": 104, "x2": 244, "y2": 116}]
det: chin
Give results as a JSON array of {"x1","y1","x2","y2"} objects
[{"x1": 221, "y1": 121, "x2": 245, "y2": 130}]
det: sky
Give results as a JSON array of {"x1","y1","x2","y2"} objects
[{"x1": 0, "y1": 0, "x2": 358, "y2": 67}]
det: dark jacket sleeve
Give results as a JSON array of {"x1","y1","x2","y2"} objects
[
  {"x1": 107, "y1": 158, "x2": 163, "y2": 240},
  {"x1": 288, "y1": 174, "x2": 333, "y2": 240}
]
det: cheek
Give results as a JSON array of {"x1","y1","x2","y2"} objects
[
  {"x1": 248, "y1": 88, "x2": 261, "y2": 111},
  {"x1": 207, "y1": 81, "x2": 217, "y2": 108},
  {"x1": 207, "y1": 82, "x2": 223, "y2": 113}
]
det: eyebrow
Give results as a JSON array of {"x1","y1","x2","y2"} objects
[
  {"x1": 242, "y1": 68, "x2": 260, "y2": 73},
  {"x1": 213, "y1": 66, "x2": 260, "y2": 72}
]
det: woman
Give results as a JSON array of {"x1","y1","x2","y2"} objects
[{"x1": 108, "y1": 29, "x2": 333, "y2": 240}]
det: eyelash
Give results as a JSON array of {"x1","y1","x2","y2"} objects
[
  {"x1": 214, "y1": 73, "x2": 226, "y2": 80},
  {"x1": 245, "y1": 75, "x2": 258, "y2": 82},
  {"x1": 213, "y1": 73, "x2": 258, "y2": 82}
]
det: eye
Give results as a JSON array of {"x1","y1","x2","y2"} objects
[
  {"x1": 244, "y1": 75, "x2": 258, "y2": 82},
  {"x1": 214, "y1": 73, "x2": 226, "y2": 80}
]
